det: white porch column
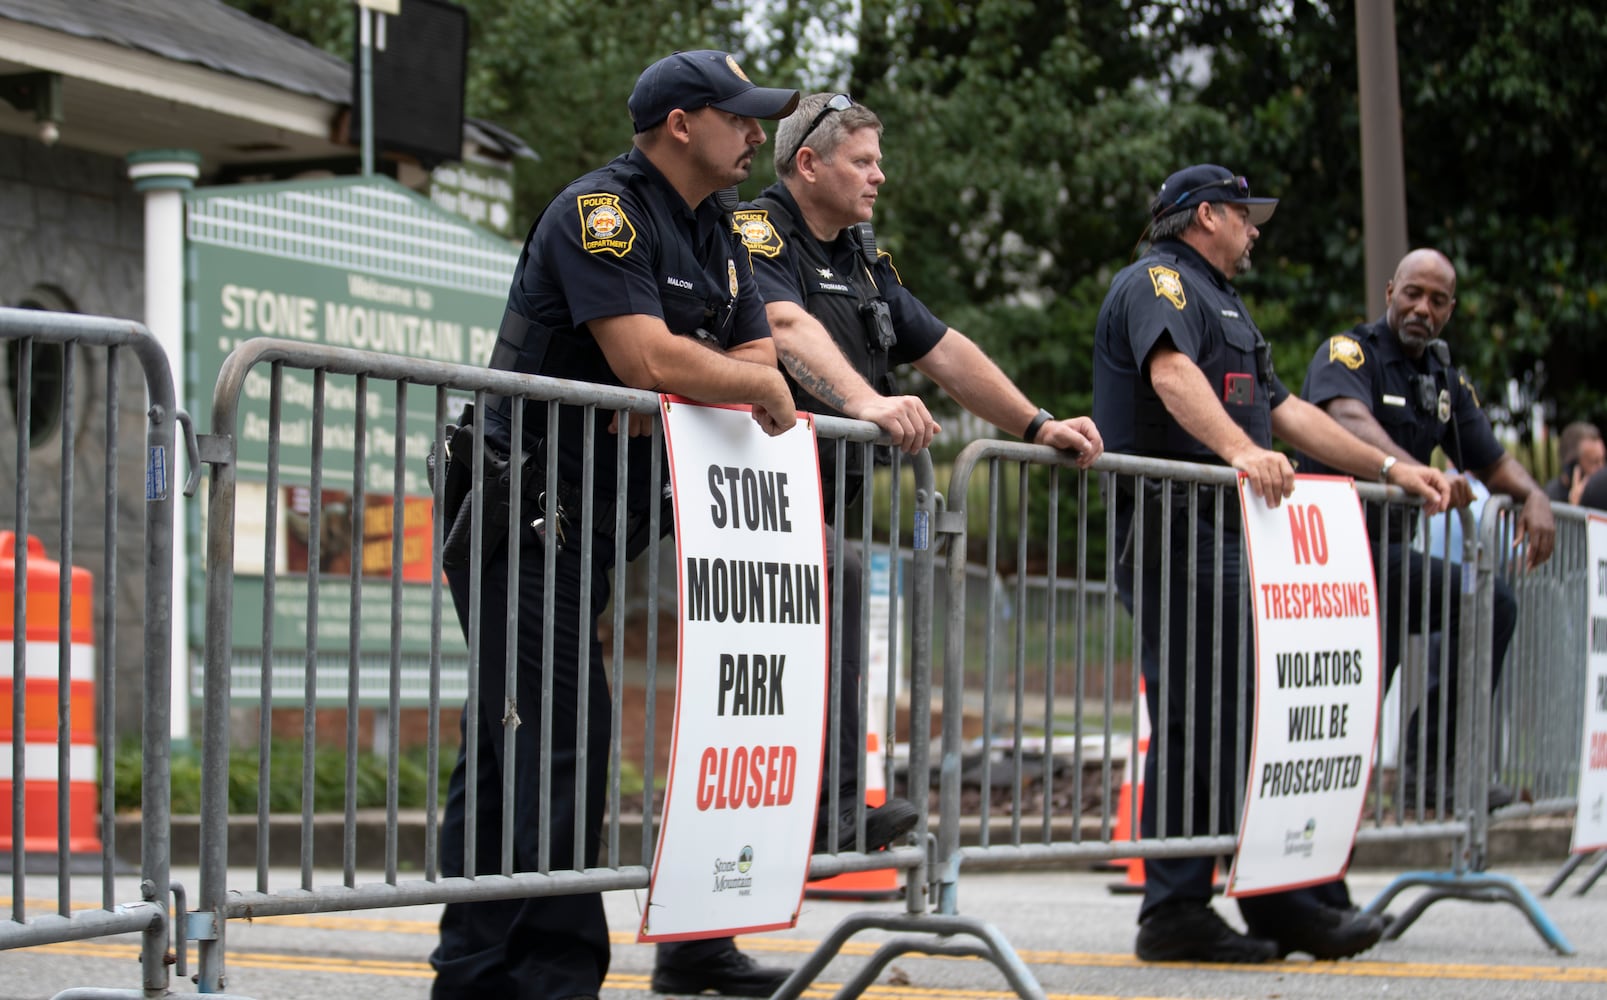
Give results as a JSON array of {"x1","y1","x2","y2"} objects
[{"x1": 127, "y1": 149, "x2": 200, "y2": 744}]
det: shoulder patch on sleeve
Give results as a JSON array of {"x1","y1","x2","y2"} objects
[
  {"x1": 733, "y1": 209, "x2": 783, "y2": 258},
  {"x1": 576, "y1": 192, "x2": 636, "y2": 257},
  {"x1": 876, "y1": 249, "x2": 905, "y2": 285},
  {"x1": 1458, "y1": 370, "x2": 1481, "y2": 407},
  {"x1": 1147, "y1": 265, "x2": 1186, "y2": 310},
  {"x1": 1328, "y1": 334, "x2": 1365, "y2": 370}
]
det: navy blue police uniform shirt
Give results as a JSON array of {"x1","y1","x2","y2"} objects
[
  {"x1": 737, "y1": 183, "x2": 947, "y2": 412},
  {"x1": 491, "y1": 147, "x2": 771, "y2": 509},
  {"x1": 1298, "y1": 316, "x2": 1503, "y2": 475},
  {"x1": 1093, "y1": 239, "x2": 1288, "y2": 462}
]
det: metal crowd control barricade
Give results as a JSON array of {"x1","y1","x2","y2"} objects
[
  {"x1": 0, "y1": 307, "x2": 179, "y2": 1000},
  {"x1": 193, "y1": 337, "x2": 945, "y2": 998},
  {"x1": 1479, "y1": 499, "x2": 1605, "y2": 899},
  {"x1": 1357, "y1": 491, "x2": 1570, "y2": 953},
  {"x1": 933, "y1": 441, "x2": 1566, "y2": 993}
]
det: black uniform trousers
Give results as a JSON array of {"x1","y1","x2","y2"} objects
[
  {"x1": 430, "y1": 523, "x2": 868, "y2": 997},
  {"x1": 431, "y1": 524, "x2": 616, "y2": 1000},
  {"x1": 1375, "y1": 543, "x2": 1517, "y2": 778},
  {"x1": 1114, "y1": 490, "x2": 1327, "y2": 929}
]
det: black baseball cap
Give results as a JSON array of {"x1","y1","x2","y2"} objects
[
  {"x1": 628, "y1": 50, "x2": 800, "y2": 133},
  {"x1": 1151, "y1": 164, "x2": 1278, "y2": 226}
]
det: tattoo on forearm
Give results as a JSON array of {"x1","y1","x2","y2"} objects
[{"x1": 779, "y1": 349, "x2": 847, "y2": 410}]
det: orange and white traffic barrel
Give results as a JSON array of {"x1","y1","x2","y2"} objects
[{"x1": 0, "y1": 531, "x2": 100, "y2": 859}]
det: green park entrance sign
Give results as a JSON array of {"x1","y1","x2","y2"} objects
[{"x1": 186, "y1": 176, "x2": 517, "y2": 705}]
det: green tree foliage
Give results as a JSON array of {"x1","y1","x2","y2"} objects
[{"x1": 1146, "y1": 0, "x2": 1607, "y2": 432}]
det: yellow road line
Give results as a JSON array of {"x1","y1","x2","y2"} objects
[{"x1": 20, "y1": 932, "x2": 1607, "y2": 991}]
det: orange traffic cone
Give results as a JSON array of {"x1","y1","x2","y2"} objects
[{"x1": 1108, "y1": 678, "x2": 1149, "y2": 894}]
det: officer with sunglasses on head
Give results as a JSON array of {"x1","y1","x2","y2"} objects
[
  {"x1": 1093, "y1": 164, "x2": 1450, "y2": 965},
  {"x1": 733, "y1": 94, "x2": 1104, "y2": 858}
]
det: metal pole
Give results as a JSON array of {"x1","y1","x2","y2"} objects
[
  {"x1": 1355, "y1": 0, "x2": 1409, "y2": 316},
  {"x1": 359, "y1": 6, "x2": 375, "y2": 177}
]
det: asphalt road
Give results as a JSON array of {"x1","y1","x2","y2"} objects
[{"x1": 6, "y1": 861, "x2": 1607, "y2": 999}]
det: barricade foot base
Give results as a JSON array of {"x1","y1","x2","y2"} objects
[
  {"x1": 1365, "y1": 870, "x2": 1574, "y2": 956},
  {"x1": 769, "y1": 912, "x2": 1045, "y2": 1000},
  {"x1": 1542, "y1": 849, "x2": 1607, "y2": 898}
]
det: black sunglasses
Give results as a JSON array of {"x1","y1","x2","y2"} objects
[
  {"x1": 782, "y1": 94, "x2": 854, "y2": 168},
  {"x1": 1165, "y1": 174, "x2": 1251, "y2": 213}
]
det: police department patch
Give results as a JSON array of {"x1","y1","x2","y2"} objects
[
  {"x1": 1328, "y1": 334, "x2": 1365, "y2": 370},
  {"x1": 577, "y1": 193, "x2": 636, "y2": 257},
  {"x1": 1147, "y1": 265, "x2": 1186, "y2": 310},
  {"x1": 733, "y1": 209, "x2": 783, "y2": 258},
  {"x1": 726, "y1": 55, "x2": 751, "y2": 82}
]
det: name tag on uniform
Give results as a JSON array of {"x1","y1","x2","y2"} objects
[
  {"x1": 1382, "y1": 394, "x2": 1407, "y2": 406},
  {"x1": 1224, "y1": 372, "x2": 1254, "y2": 406}
]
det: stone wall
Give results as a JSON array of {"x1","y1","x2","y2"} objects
[{"x1": 0, "y1": 134, "x2": 161, "y2": 740}]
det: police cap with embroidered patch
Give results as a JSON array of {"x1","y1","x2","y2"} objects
[
  {"x1": 629, "y1": 50, "x2": 800, "y2": 133},
  {"x1": 1150, "y1": 164, "x2": 1278, "y2": 226}
]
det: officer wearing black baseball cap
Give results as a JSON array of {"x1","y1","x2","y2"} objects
[
  {"x1": 628, "y1": 49, "x2": 799, "y2": 131},
  {"x1": 431, "y1": 52, "x2": 799, "y2": 1000},
  {"x1": 1151, "y1": 162, "x2": 1279, "y2": 227},
  {"x1": 1094, "y1": 163, "x2": 1447, "y2": 965}
]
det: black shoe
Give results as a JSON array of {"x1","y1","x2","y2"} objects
[
  {"x1": 650, "y1": 942, "x2": 790, "y2": 996},
  {"x1": 812, "y1": 798, "x2": 919, "y2": 854},
  {"x1": 1135, "y1": 901, "x2": 1278, "y2": 963},
  {"x1": 1257, "y1": 903, "x2": 1385, "y2": 960}
]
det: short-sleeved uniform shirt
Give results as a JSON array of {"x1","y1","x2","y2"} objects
[
  {"x1": 737, "y1": 183, "x2": 947, "y2": 419},
  {"x1": 1298, "y1": 316, "x2": 1503, "y2": 475},
  {"x1": 1093, "y1": 239, "x2": 1289, "y2": 462},
  {"x1": 491, "y1": 147, "x2": 771, "y2": 509}
]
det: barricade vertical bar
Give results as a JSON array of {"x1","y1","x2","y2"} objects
[
  {"x1": 906, "y1": 449, "x2": 934, "y2": 920},
  {"x1": 884, "y1": 450, "x2": 903, "y2": 808},
  {"x1": 505, "y1": 396, "x2": 526, "y2": 877},
  {"x1": 970, "y1": 459, "x2": 996, "y2": 848},
  {"x1": 55, "y1": 330, "x2": 77, "y2": 907},
  {"x1": 1208, "y1": 484, "x2": 1223, "y2": 836},
  {"x1": 643, "y1": 420, "x2": 666, "y2": 854},
  {"x1": 386, "y1": 382, "x2": 407, "y2": 884},
  {"x1": 1181, "y1": 486, "x2": 1197, "y2": 837},
  {"x1": 574, "y1": 407, "x2": 596, "y2": 869},
  {"x1": 1104, "y1": 476, "x2": 1122, "y2": 844},
  {"x1": 1040, "y1": 465, "x2": 1059, "y2": 845},
  {"x1": 856, "y1": 437, "x2": 876, "y2": 850},
  {"x1": 1010, "y1": 463, "x2": 1027, "y2": 839},
  {"x1": 344, "y1": 374, "x2": 367, "y2": 887},
  {"x1": 141, "y1": 324, "x2": 178, "y2": 999},
  {"x1": 609, "y1": 413, "x2": 629, "y2": 869},
  {"x1": 1072, "y1": 470, "x2": 1089, "y2": 843},
  {"x1": 99, "y1": 345, "x2": 118, "y2": 913},
  {"x1": 11, "y1": 337, "x2": 30, "y2": 914},
  {"x1": 300, "y1": 372, "x2": 325, "y2": 890},
  {"x1": 463, "y1": 389, "x2": 485, "y2": 879},
  {"x1": 200, "y1": 353, "x2": 241, "y2": 993},
  {"x1": 426, "y1": 386, "x2": 447, "y2": 883},
  {"x1": 256, "y1": 365, "x2": 283, "y2": 894}
]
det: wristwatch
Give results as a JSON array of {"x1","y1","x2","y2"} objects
[
  {"x1": 1023, "y1": 408, "x2": 1054, "y2": 443},
  {"x1": 1378, "y1": 455, "x2": 1397, "y2": 483}
]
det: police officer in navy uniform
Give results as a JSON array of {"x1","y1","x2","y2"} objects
[
  {"x1": 741, "y1": 93, "x2": 1103, "y2": 847},
  {"x1": 735, "y1": 94, "x2": 1102, "y2": 853},
  {"x1": 1300, "y1": 248, "x2": 1554, "y2": 812},
  {"x1": 1093, "y1": 165, "x2": 1448, "y2": 964},
  {"x1": 431, "y1": 51, "x2": 799, "y2": 1000}
]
